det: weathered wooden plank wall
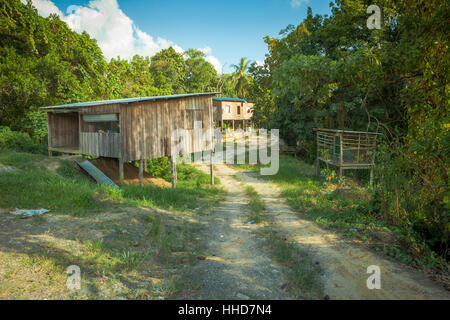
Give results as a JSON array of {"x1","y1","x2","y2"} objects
[
  {"x1": 120, "y1": 95, "x2": 213, "y2": 162},
  {"x1": 78, "y1": 104, "x2": 121, "y2": 115},
  {"x1": 47, "y1": 95, "x2": 213, "y2": 161},
  {"x1": 80, "y1": 132, "x2": 120, "y2": 158},
  {"x1": 47, "y1": 112, "x2": 79, "y2": 148}
]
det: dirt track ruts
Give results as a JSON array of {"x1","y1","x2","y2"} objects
[{"x1": 194, "y1": 163, "x2": 450, "y2": 300}]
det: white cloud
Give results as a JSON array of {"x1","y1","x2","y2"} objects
[
  {"x1": 199, "y1": 47, "x2": 212, "y2": 55},
  {"x1": 198, "y1": 47, "x2": 223, "y2": 73},
  {"x1": 21, "y1": 0, "x2": 63, "y2": 17},
  {"x1": 204, "y1": 55, "x2": 223, "y2": 74},
  {"x1": 290, "y1": 0, "x2": 310, "y2": 8},
  {"x1": 24, "y1": 0, "x2": 223, "y2": 73}
]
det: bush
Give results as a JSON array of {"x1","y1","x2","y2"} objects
[
  {"x1": 0, "y1": 126, "x2": 46, "y2": 154},
  {"x1": 145, "y1": 157, "x2": 172, "y2": 181},
  {"x1": 370, "y1": 140, "x2": 449, "y2": 262}
]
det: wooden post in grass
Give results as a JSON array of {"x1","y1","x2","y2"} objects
[
  {"x1": 139, "y1": 159, "x2": 144, "y2": 186},
  {"x1": 170, "y1": 155, "x2": 177, "y2": 188},
  {"x1": 209, "y1": 99, "x2": 214, "y2": 185},
  {"x1": 210, "y1": 150, "x2": 214, "y2": 185},
  {"x1": 339, "y1": 133, "x2": 344, "y2": 177},
  {"x1": 119, "y1": 158, "x2": 124, "y2": 185},
  {"x1": 370, "y1": 165, "x2": 374, "y2": 186}
]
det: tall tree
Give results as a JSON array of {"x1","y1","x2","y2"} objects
[
  {"x1": 184, "y1": 49, "x2": 218, "y2": 93},
  {"x1": 149, "y1": 47, "x2": 187, "y2": 94},
  {"x1": 231, "y1": 57, "x2": 252, "y2": 98}
]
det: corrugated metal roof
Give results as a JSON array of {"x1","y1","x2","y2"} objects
[
  {"x1": 41, "y1": 92, "x2": 219, "y2": 110},
  {"x1": 213, "y1": 97, "x2": 246, "y2": 102}
]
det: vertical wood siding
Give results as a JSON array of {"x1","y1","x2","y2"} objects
[
  {"x1": 120, "y1": 95, "x2": 213, "y2": 162},
  {"x1": 46, "y1": 95, "x2": 213, "y2": 161},
  {"x1": 80, "y1": 132, "x2": 120, "y2": 158},
  {"x1": 47, "y1": 112, "x2": 79, "y2": 148}
]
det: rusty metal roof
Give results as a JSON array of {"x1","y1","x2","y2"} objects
[{"x1": 41, "y1": 92, "x2": 219, "y2": 110}]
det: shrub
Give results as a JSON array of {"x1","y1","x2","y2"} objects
[
  {"x1": 0, "y1": 126, "x2": 46, "y2": 154},
  {"x1": 145, "y1": 157, "x2": 172, "y2": 181}
]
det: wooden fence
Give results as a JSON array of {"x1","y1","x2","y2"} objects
[{"x1": 80, "y1": 132, "x2": 120, "y2": 158}]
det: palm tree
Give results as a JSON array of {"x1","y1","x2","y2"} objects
[{"x1": 231, "y1": 58, "x2": 252, "y2": 98}]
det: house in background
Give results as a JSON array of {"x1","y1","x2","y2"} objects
[
  {"x1": 212, "y1": 97, "x2": 253, "y2": 131},
  {"x1": 42, "y1": 93, "x2": 217, "y2": 186}
]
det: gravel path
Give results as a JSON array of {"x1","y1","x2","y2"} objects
[
  {"x1": 236, "y1": 169, "x2": 450, "y2": 300},
  {"x1": 192, "y1": 161, "x2": 450, "y2": 300},
  {"x1": 191, "y1": 164, "x2": 291, "y2": 300}
]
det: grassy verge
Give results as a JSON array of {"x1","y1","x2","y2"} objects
[
  {"x1": 235, "y1": 155, "x2": 447, "y2": 273},
  {"x1": 0, "y1": 150, "x2": 222, "y2": 215},
  {"x1": 241, "y1": 183, "x2": 324, "y2": 299},
  {"x1": 0, "y1": 149, "x2": 224, "y2": 299}
]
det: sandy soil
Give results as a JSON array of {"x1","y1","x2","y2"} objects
[
  {"x1": 191, "y1": 164, "x2": 292, "y2": 300},
  {"x1": 195, "y1": 162, "x2": 450, "y2": 300}
]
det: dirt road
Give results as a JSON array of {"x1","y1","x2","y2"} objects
[
  {"x1": 191, "y1": 164, "x2": 292, "y2": 300},
  {"x1": 195, "y1": 163, "x2": 450, "y2": 300}
]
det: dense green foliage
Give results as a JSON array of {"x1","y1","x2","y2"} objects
[
  {"x1": 1, "y1": 0, "x2": 447, "y2": 262},
  {"x1": 0, "y1": 0, "x2": 243, "y2": 138},
  {"x1": 0, "y1": 125, "x2": 46, "y2": 154},
  {"x1": 249, "y1": 0, "x2": 448, "y2": 259},
  {"x1": 245, "y1": 155, "x2": 447, "y2": 270}
]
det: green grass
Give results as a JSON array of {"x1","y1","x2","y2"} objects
[
  {"x1": 0, "y1": 150, "x2": 223, "y2": 215},
  {"x1": 144, "y1": 156, "x2": 220, "y2": 185},
  {"x1": 241, "y1": 183, "x2": 324, "y2": 299},
  {"x1": 243, "y1": 184, "x2": 266, "y2": 224},
  {"x1": 256, "y1": 227, "x2": 324, "y2": 299},
  {"x1": 244, "y1": 155, "x2": 448, "y2": 271},
  {"x1": 0, "y1": 149, "x2": 223, "y2": 299}
]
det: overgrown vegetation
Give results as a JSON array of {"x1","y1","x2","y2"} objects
[
  {"x1": 0, "y1": 0, "x2": 246, "y2": 139},
  {"x1": 144, "y1": 156, "x2": 220, "y2": 185},
  {"x1": 244, "y1": 155, "x2": 448, "y2": 272},
  {"x1": 0, "y1": 126, "x2": 46, "y2": 154},
  {"x1": 246, "y1": 0, "x2": 448, "y2": 262}
]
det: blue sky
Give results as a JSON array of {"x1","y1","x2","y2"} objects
[{"x1": 29, "y1": 0, "x2": 333, "y2": 73}]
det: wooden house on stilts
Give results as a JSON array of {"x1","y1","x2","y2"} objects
[{"x1": 42, "y1": 93, "x2": 217, "y2": 187}]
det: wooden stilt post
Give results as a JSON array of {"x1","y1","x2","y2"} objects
[
  {"x1": 119, "y1": 158, "x2": 124, "y2": 185},
  {"x1": 48, "y1": 150, "x2": 53, "y2": 157},
  {"x1": 339, "y1": 133, "x2": 344, "y2": 177},
  {"x1": 209, "y1": 98, "x2": 214, "y2": 185},
  {"x1": 139, "y1": 159, "x2": 144, "y2": 186},
  {"x1": 315, "y1": 130, "x2": 320, "y2": 175},
  {"x1": 370, "y1": 165, "x2": 374, "y2": 186},
  {"x1": 170, "y1": 155, "x2": 177, "y2": 188},
  {"x1": 221, "y1": 120, "x2": 224, "y2": 131},
  {"x1": 210, "y1": 150, "x2": 214, "y2": 185}
]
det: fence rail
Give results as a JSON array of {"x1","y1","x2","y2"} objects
[{"x1": 80, "y1": 132, "x2": 120, "y2": 158}]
